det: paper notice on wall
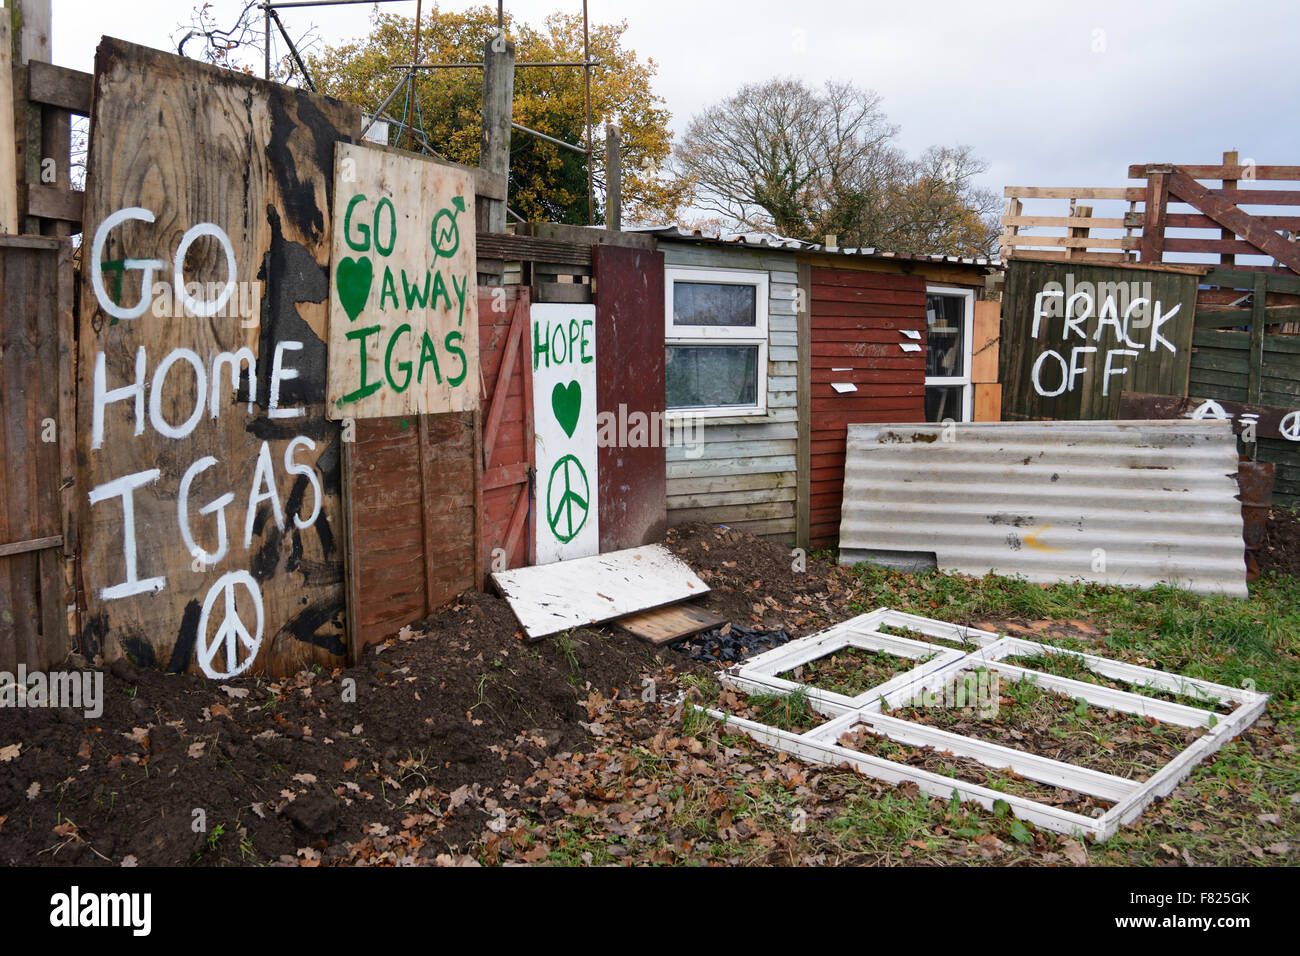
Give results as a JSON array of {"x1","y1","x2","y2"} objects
[{"x1": 531, "y1": 303, "x2": 599, "y2": 564}]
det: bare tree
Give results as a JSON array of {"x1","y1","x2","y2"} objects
[
  {"x1": 173, "y1": 1, "x2": 320, "y2": 86},
  {"x1": 673, "y1": 78, "x2": 999, "y2": 257}
]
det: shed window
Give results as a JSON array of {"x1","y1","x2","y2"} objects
[
  {"x1": 924, "y1": 286, "x2": 974, "y2": 422},
  {"x1": 665, "y1": 267, "x2": 768, "y2": 416}
]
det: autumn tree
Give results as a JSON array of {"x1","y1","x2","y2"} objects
[
  {"x1": 307, "y1": 4, "x2": 686, "y2": 225},
  {"x1": 673, "y1": 78, "x2": 999, "y2": 256}
]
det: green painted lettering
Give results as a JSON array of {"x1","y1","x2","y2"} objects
[
  {"x1": 343, "y1": 194, "x2": 370, "y2": 252},
  {"x1": 338, "y1": 325, "x2": 383, "y2": 405},
  {"x1": 385, "y1": 323, "x2": 413, "y2": 392},
  {"x1": 379, "y1": 266, "x2": 399, "y2": 310},
  {"x1": 533, "y1": 321, "x2": 549, "y2": 370},
  {"x1": 452, "y1": 274, "x2": 468, "y2": 327},
  {"x1": 445, "y1": 331, "x2": 468, "y2": 387},
  {"x1": 417, "y1": 332, "x2": 442, "y2": 384},
  {"x1": 374, "y1": 197, "x2": 397, "y2": 256},
  {"x1": 402, "y1": 269, "x2": 430, "y2": 309},
  {"x1": 431, "y1": 270, "x2": 453, "y2": 311}
]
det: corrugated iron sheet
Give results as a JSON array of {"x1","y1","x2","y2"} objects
[
  {"x1": 630, "y1": 226, "x2": 1002, "y2": 266},
  {"x1": 839, "y1": 419, "x2": 1247, "y2": 597}
]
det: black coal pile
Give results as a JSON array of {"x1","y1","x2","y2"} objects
[{"x1": 673, "y1": 623, "x2": 793, "y2": 663}]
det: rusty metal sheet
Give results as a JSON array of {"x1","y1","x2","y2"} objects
[
  {"x1": 1119, "y1": 389, "x2": 1299, "y2": 443},
  {"x1": 593, "y1": 243, "x2": 667, "y2": 552}
]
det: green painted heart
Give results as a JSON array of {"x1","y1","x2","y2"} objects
[
  {"x1": 552, "y1": 380, "x2": 582, "y2": 438},
  {"x1": 336, "y1": 255, "x2": 373, "y2": 322}
]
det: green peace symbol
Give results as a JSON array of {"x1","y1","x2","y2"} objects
[{"x1": 546, "y1": 454, "x2": 589, "y2": 543}]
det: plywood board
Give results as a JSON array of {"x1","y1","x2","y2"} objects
[
  {"x1": 327, "y1": 142, "x2": 478, "y2": 419},
  {"x1": 973, "y1": 382, "x2": 1001, "y2": 421},
  {"x1": 76, "y1": 39, "x2": 358, "y2": 677},
  {"x1": 619, "y1": 603, "x2": 725, "y2": 645},
  {"x1": 531, "y1": 302, "x2": 599, "y2": 563},
  {"x1": 999, "y1": 260, "x2": 1197, "y2": 422},
  {"x1": 491, "y1": 543, "x2": 708, "y2": 639},
  {"x1": 0, "y1": 21, "x2": 17, "y2": 235},
  {"x1": 970, "y1": 299, "x2": 1000, "y2": 383}
]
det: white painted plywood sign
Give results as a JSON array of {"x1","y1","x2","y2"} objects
[
  {"x1": 492, "y1": 544, "x2": 709, "y2": 638},
  {"x1": 531, "y1": 302, "x2": 599, "y2": 564},
  {"x1": 327, "y1": 142, "x2": 478, "y2": 419}
]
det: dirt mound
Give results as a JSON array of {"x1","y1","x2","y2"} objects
[
  {"x1": 0, "y1": 523, "x2": 847, "y2": 867},
  {"x1": 1258, "y1": 508, "x2": 1300, "y2": 580}
]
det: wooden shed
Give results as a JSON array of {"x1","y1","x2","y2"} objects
[{"x1": 647, "y1": 230, "x2": 1000, "y2": 550}]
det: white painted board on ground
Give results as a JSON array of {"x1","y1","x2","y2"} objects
[
  {"x1": 327, "y1": 142, "x2": 478, "y2": 420},
  {"x1": 491, "y1": 544, "x2": 709, "y2": 639},
  {"x1": 531, "y1": 302, "x2": 598, "y2": 564}
]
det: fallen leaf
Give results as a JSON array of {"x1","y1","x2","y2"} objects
[
  {"x1": 187, "y1": 742, "x2": 206, "y2": 759},
  {"x1": 0, "y1": 743, "x2": 22, "y2": 762},
  {"x1": 292, "y1": 773, "x2": 317, "y2": 785},
  {"x1": 1061, "y1": 840, "x2": 1088, "y2": 865},
  {"x1": 219, "y1": 685, "x2": 249, "y2": 700},
  {"x1": 120, "y1": 855, "x2": 137, "y2": 867},
  {"x1": 26, "y1": 782, "x2": 40, "y2": 801}
]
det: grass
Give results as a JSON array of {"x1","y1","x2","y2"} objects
[
  {"x1": 478, "y1": 564, "x2": 1298, "y2": 866},
  {"x1": 1001, "y1": 649, "x2": 1238, "y2": 713},
  {"x1": 780, "y1": 647, "x2": 932, "y2": 697}
]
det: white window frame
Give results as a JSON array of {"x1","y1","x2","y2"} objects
[
  {"x1": 706, "y1": 608, "x2": 1269, "y2": 842},
  {"x1": 664, "y1": 265, "x2": 769, "y2": 418},
  {"x1": 924, "y1": 285, "x2": 975, "y2": 423}
]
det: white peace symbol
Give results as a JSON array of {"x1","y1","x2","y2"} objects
[
  {"x1": 196, "y1": 571, "x2": 264, "y2": 679},
  {"x1": 1280, "y1": 411, "x2": 1300, "y2": 442},
  {"x1": 1191, "y1": 399, "x2": 1227, "y2": 420}
]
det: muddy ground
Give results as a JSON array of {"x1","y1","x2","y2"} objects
[
  {"x1": 0, "y1": 523, "x2": 852, "y2": 866},
  {"x1": 0, "y1": 514, "x2": 1294, "y2": 866}
]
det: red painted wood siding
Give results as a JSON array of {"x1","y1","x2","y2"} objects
[{"x1": 808, "y1": 268, "x2": 927, "y2": 548}]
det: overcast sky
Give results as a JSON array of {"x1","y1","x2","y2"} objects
[{"x1": 49, "y1": 0, "x2": 1300, "y2": 233}]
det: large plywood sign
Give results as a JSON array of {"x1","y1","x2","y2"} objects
[
  {"x1": 999, "y1": 259, "x2": 1197, "y2": 422},
  {"x1": 531, "y1": 303, "x2": 599, "y2": 564},
  {"x1": 327, "y1": 143, "x2": 478, "y2": 419},
  {"x1": 76, "y1": 39, "x2": 359, "y2": 678}
]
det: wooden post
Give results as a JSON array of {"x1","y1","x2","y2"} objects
[
  {"x1": 477, "y1": 34, "x2": 514, "y2": 237},
  {"x1": 795, "y1": 260, "x2": 812, "y2": 550},
  {"x1": 1140, "y1": 166, "x2": 1171, "y2": 265},
  {"x1": 1066, "y1": 204, "x2": 1091, "y2": 260},
  {"x1": 12, "y1": 0, "x2": 48, "y2": 64},
  {"x1": 605, "y1": 123, "x2": 621, "y2": 231},
  {"x1": 12, "y1": 0, "x2": 50, "y2": 236},
  {"x1": 1247, "y1": 271, "x2": 1266, "y2": 405},
  {"x1": 1220, "y1": 149, "x2": 1238, "y2": 269},
  {"x1": 0, "y1": 17, "x2": 16, "y2": 234}
]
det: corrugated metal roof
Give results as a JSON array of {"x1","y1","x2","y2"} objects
[
  {"x1": 632, "y1": 225, "x2": 1002, "y2": 267},
  {"x1": 838, "y1": 419, "x2": 1247, "y2": 597}
]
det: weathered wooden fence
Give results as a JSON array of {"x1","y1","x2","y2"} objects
[
  {"x1": 0, "y1": 236, "x2": 76, "y2": 670},
  {"x1": 1002, "y1": 152, "x2": 1300, "y2": 279},
  {"x1": 1189, "y1": 267, "x2": 1300, "y2": 505}
]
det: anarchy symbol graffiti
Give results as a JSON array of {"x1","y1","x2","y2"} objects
[
  {"x1": 546, "y1": 454, "x2": 590, "y2": 544},
  {"x1": 1280, "y1": 410, "x2": 1300, "y2": 442},
  {"x1": 196, "y1": 570, "x2": 264, "y2": 679}
]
